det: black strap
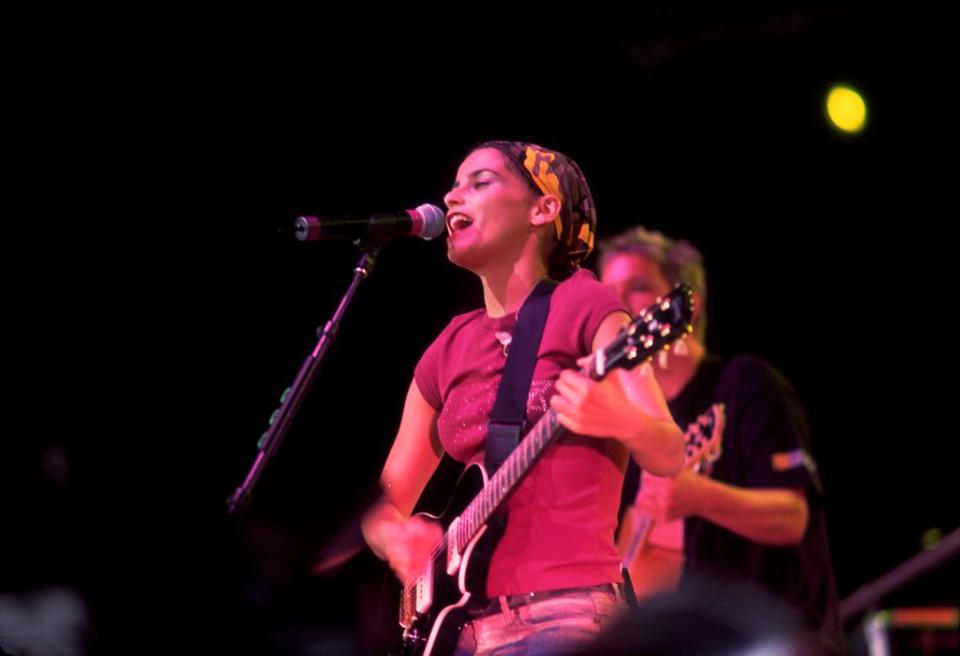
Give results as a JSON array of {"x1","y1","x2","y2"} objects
[
  {"x1": 484, "y1": 280, "x2": 558, "y2": 475},
  {"x1": 620, "y1": 567, "x2": 639, "y2": 608}
]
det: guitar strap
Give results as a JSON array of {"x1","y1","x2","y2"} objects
[{"x1": 484, "y1": 279, "x2": 558, "y2": 475}]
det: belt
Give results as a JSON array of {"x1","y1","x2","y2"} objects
[{"x1": 466, "y1": 582, "x2": 623, "y2": 619}]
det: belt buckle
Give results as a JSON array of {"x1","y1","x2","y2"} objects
[{"x1": 514, "y1": 590, "x2": 540, "y2": 609}]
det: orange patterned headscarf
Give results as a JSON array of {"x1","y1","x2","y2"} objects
[{"x1": 478, "y1": 140, "x2": 596, "y2": 277}]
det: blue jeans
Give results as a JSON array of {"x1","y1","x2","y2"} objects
[{"x1": 453, "y1": 585, "x2": 627, "y2": 655}]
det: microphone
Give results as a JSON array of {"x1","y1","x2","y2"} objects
[{"x1": 294, "y1": 203, "x2": 446, "y2": 244}]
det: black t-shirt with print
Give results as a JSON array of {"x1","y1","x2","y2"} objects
[{"x1": 621, "y1": 355, "x2": 844, "y2": 654}]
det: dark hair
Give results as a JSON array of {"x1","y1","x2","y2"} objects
[{"x1": 473, "y1": 140, "x2": 597, "y2": 280}]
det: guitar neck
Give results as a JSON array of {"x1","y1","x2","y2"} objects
[
  {"x1": 621, "y1": 512, "x2": 655, "y2": 565},
  {"x1": 452, "y1": 406, "x2": 565, "y2": 553}
]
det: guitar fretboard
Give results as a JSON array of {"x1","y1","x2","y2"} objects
[{"x1": 453, "y1": 406, "x2": 564, "y2": 552}]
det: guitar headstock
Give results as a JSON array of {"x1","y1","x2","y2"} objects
[
  {"x1": 685, "y1": 403, "x2": 725, "y2": 475},
  {"x1": 591, "y1": 284, "x2": 694, "y2": 378}
]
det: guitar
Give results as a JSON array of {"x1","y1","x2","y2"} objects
[
  {"x1": 616, "y1": 403, "x2": 725, "y2": 600},
  {"x1": 397, "y1": 285, "x2": 694, "y2": 656}
]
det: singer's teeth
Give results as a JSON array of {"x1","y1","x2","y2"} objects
[{"x1": 450, "y1": 215, "x2": 473, "y2": 231}]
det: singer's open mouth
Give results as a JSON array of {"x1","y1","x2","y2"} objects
[{"x1": 447, "y1": 214, "x2": 474, "y2": 232}]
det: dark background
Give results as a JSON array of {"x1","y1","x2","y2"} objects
[{"x1": 6, "y1": 8, "x2": 957, "y2": 655}]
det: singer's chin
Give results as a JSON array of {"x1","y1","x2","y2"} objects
[{"x1": 446, "y1": 240, "x2": 476, "y2": 271}]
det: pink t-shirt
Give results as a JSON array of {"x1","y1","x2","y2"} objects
[{"x1": 415, "y1": 269, "x2": 629, "y2": 596}]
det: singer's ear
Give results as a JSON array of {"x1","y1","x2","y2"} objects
[{"x1": 529, "y1": 194, "x2": 562, "y2": 229}]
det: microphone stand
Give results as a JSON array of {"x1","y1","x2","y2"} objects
[{"x1": 227, "y1": 246, "x2": 378, "y2": 515}]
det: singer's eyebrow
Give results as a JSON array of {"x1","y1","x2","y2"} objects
[{"x1": 451, "y1": 168, "x2": 502, "y2": 188}]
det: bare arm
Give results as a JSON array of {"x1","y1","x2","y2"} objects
[
  {"x1": 700, "y1": 481, "x2": 809, "y2": 545},
  {"x1": 361, "y1": 379, "x2": 444, "y2": 578},
  {"x1": 638, "y1": 470, "x2": 810, "y2": 545},
  {"x1": 551, "y1": 311, "x2": 686, "y2": 477}
]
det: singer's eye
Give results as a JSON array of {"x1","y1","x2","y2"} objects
[{"x1": 473, "y1": 181, "x2": 490, "y2": 189}]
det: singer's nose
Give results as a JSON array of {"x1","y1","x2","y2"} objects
[{"x1": 443, "y1": 186, "x2": 463, "y2": 209}]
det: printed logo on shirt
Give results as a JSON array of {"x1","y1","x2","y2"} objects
[{"x1": 771, "y1": 448, "x2": 817, "y2": 474}]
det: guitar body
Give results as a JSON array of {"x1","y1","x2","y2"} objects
[
  {"x1": 399, "y1": 463, "x2": 497, "y2": 656},
  {"x1": 617, "y1": 506, "x2": 684, "y2": 600}
]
